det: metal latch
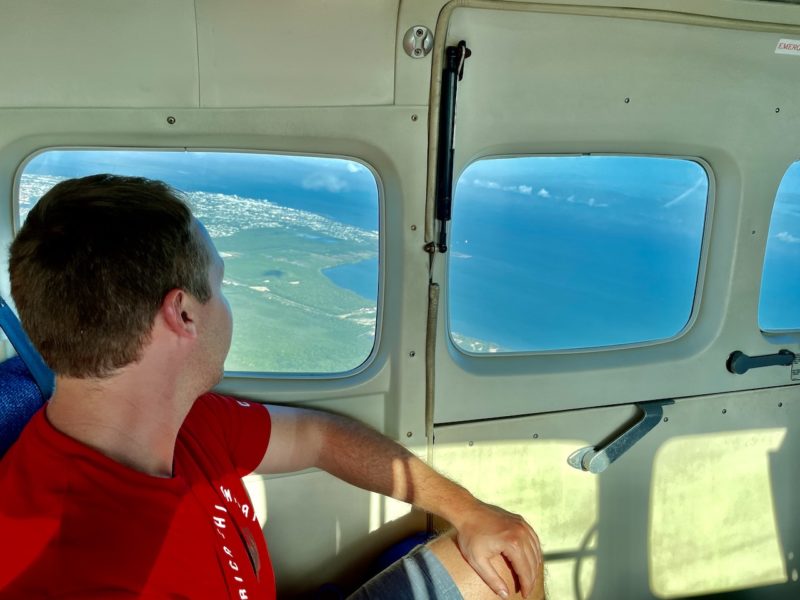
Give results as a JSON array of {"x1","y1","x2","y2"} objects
[{"x1": 567, "y1": 399, "x2": 673, "y2": 474}]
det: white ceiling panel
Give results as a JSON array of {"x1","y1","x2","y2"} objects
[
  {"x1": 195, "y1": 0, "x2": 399, "y2": 107},
  {"x1": 0, "y1": 0, "x2": 198, "y2": 108}
]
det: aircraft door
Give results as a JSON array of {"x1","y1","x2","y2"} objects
[{"x1": 427, "y1": 3, "x2": 800, "y2": 598}]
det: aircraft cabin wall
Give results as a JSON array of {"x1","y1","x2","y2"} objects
[{"x1": 2, "y1": 0, "x2": 800, "y2": 598}]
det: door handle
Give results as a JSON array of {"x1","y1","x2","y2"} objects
[
  {"x1": 726, "y1": 349, "x2": 795, "y2": 375},
  {"x1": 567, "y1": 399, "x2": 673, "y2": 474}
]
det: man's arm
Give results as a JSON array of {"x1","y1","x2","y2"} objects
[{"x1": 254, "y1": 405, "x2": 542, "y2": 599}]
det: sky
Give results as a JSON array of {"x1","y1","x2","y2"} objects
[{"x1": 23, "y1": 150, "x2": 379, "y2": 232}]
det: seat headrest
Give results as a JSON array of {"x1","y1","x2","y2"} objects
[
  {"x1": 0, "y1": 296, "x2": 54, "y2": 458},
  {"x1": 0, "y1": 356, "x2": 46, "y2": 457}
]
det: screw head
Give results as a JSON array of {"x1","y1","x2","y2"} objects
[
  {"x1": 776, "y1": 107, "x2": 781, "y2": 113},
  {"x1": 411, "y1": 114, "x2": 418, "y2": 122},
  {"x1": 416, "y1": 28, "x2": 424, "y2": 36},
  {"x1": 414, "y1": 48, "x2": 422, "y2": 56},
  {"x1": 406, "y1": 431, "x2": 413, "y2": 438},
  {"x1": 624, "y1": 97, "x2": 631, "y2": 104},
  {"x1": 166, "y1": 116, "x2": 176, "y2": 125},
  {"x1": 410, "y1": 224, "x2": 417, "y2": 231},
  {"x1": 532, "y1": 433, "x2": 539, "y2": 439},
  {"x1": 779, "y1": 402, "x2": 784, "y2": 407},
  {"x1": 468, "y1": 441, "x2": 474, "y2": 447},
  {"x1": 663, "y1": 417, "x2": 669, "y2": 422},
  {"x1": 409, "y1": 351, "x2": 416, "y2": 358},
  {"x1": 722, "y1": 409, "x2": 727, "y2": 414}
]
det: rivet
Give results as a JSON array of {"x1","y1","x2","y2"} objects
[
  {"x1": 624, "y1": 97, "x2": 631, "y2": 104},
  {"x1": 722, "y1": 409, "x2": 727, "y2": 414},
  {"x1": 776, "y1": 107, "x2": 781, "y2": 113},
  {"x1": 166, "y1": 116, "x2": 176, "y2": 125},
  {"x1": 411, "y1": 114, "x2": 418, "y2": 122},
  {"x1": 409, "y1": 350, "x2": 416, "y2": 358},
  {"x1": 779, "y1": 402, "x2": 784, "y2": 407},
  {"x1": 468, "y1": 441, "x2": 474, "y2": 447},
  {"x1": 532, "y1": 433, "x2": 539, "y2": 439},
  {"x1": 663, "y1": 417, "x2": 669, "y2": 422},
  {"x1": 406, "y1": 431, "x2": 413, "y2": 438},
  {"x1": 410, "y1": 224, "x2": 417, "y2": 231}
]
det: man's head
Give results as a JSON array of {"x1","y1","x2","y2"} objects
[{"x1": 9, "y1": 174, "x2": 214, "y2": 378}]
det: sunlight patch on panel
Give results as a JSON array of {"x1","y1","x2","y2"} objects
[
  {"x1": 368, "y1": 492, "x2": 413, "y2": 534},
  {"x1": 649, "y1": 429, "x2": 788, "y2": 597},
  {"x1": 544, "y1": 553, "x2": 597, "y2": 600},
  {"x1": 433, "y1": 439, "x2": 597, "y2": 598},
  {"x1": 243, "y1": 474, "x2": 269, "y2": 527}
]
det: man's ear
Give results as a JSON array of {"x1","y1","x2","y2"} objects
[{"x1": 160, "y1": 288, "x2": 198, "y2": 338}]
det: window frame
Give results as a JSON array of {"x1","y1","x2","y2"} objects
[
  {"x1": 14, "y1": 145, "x2": 386, "y2": 380},
  {"x1": 758, "y1": 160, "x2": 800, "y2": 337},
  {"x1": 444, "y1": 152, "x2": 716, "y2": 358}
]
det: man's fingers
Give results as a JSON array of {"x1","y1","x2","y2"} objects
[
  {"x1": 503, "y1": 542, "x2": 535, "y2": 598},
  {"x1": 524, "y1": 526, "x2": 542, "y2": 570},
  {"x1": 526, "y1": 522, "x2": 542, "y2": 563},
  {"x1": 519, "y1": 538, "x2": 541, "y2": 597},
  {"x1": 472, "y1": 556, "x2": 510, "y2": 599}
]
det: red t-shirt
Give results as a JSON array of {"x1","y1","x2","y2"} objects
[{"x1": 0, "y1": 393, "x2": 275, "y2": 599}]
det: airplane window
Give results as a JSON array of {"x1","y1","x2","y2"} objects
[
  {"x1": 759, "y1": 161, "x2": 800, "y2": 333},
  {"x1": 18, "y1": 150, "x2": 380, "y2": 375},
  {"x1": 448, "y1": 155, "x2": 709, "y2": 353}
]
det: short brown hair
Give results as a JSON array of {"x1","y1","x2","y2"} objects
[{"x1": 9, "y1": 174, "x2": 211, "y2": 378}]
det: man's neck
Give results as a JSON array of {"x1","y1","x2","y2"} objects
[{"x1": 46, "y1": 364, "x2": 200, "y2": 478}]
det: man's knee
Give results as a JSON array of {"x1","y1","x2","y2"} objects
[{"x1": 427, "y1": 531, "x2": 545, "y2": 600}]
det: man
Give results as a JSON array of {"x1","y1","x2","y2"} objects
[{"x1": 0, "y1": 174, "x2": 544, "y2": 599}]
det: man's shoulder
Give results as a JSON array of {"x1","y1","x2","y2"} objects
[
  {"x1": 0, "y1": 409, "x2": 64, "y2": 505},
  {"x1": 178, "y1": 392, "x2": 270, "y2": 478},
  {"x1": 183, "y1": 392, "x2": 265, "y2": 431}
]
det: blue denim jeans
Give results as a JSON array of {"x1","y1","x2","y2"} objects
[{"x1": 348, "y1": 544, "x2": 463, "y2": 599}]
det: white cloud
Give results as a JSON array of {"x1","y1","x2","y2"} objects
[
  {"x1": 302, "y1": 172, "x2": 348, "y2": 193},
  {"x1": 472, "y1": 178, "x2": 502, "y2": 190},
  {"x1": 537, "y1": 188, "x2": 550, "y2": 198},
  {"x1": 346, "y1": 162, "x2": 360, "y2": 173},
  {"x1": 473, "y1": 179, "x2": 535, "y2": 196},
  {"x1": 776, "y1": 231, "x2": 800, "y2": 243}
]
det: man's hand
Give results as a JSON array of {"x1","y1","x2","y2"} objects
[{"x1": 452, "y1": 500, "x2": 542, "y2": 599}]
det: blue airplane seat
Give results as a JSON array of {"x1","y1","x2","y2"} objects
[{"x1": 0, "y1": 296, "x2": 54, "y2": 458}]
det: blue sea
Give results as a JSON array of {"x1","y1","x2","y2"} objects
[{"x1": 322, "y1": 258, "x2": 378, "y2": 302}]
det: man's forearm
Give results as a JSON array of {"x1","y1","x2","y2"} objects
[{"x1": 313, "y1": 412, "x2": 478, "y2": 526}]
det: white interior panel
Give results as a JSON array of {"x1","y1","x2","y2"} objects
[
  {"x1": 258, "y1": 469, "x2": 424, "y2": 595},
  {"x1": 0, "y1": 0, "x2": 198, "y2": 108},
  {"x1": 433, "y1": 385, "x2": 800, "y2": 599},
  {"x1": 195, "y1": 0, "x2": 399, "y2": 108}
]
